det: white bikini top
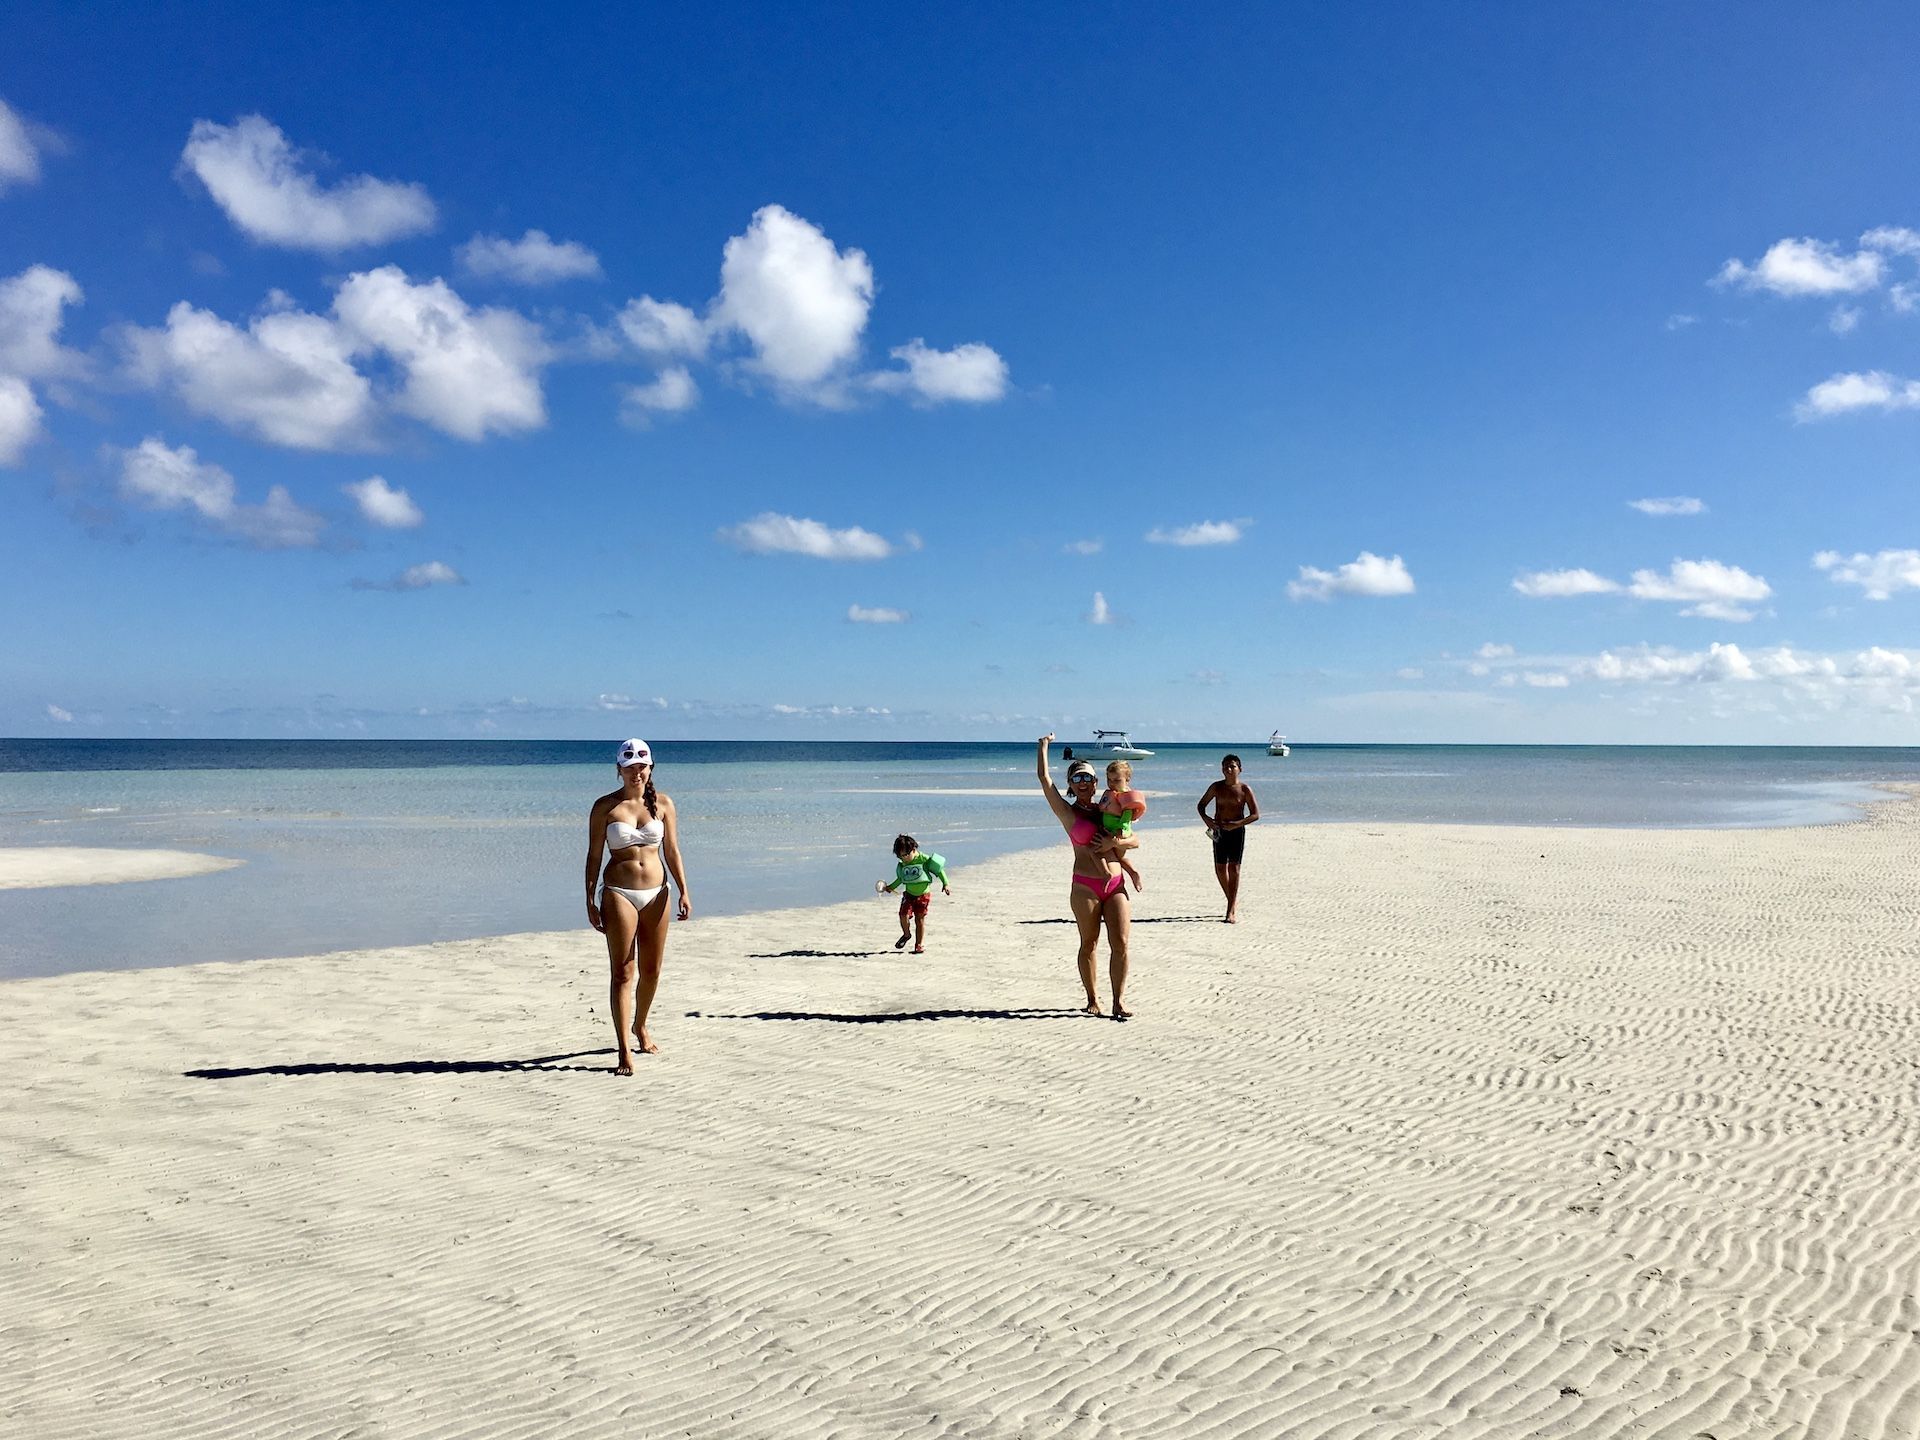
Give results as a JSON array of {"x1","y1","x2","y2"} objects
[{"x1": 607, "y1": 816, "x2": 663, "y2": 851}]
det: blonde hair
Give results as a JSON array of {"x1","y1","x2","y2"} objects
[{"x1": 1107, "y1": 760, "x2": 1132, "y2": 784}]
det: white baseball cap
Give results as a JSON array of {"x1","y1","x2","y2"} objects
[{"x1": 615, "y1": 738, "x2": 653, "y2": 769}]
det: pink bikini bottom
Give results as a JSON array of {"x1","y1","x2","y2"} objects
[{"x1": 1072, "y1": 871, "x2": 1127, "y2": 901}]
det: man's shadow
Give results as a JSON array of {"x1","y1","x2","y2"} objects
[
  {"x1": 185, "y1": 1048, "x2": 614, "y2": 1079},
  {"x1": 1016, "y1": 915, "x2": 1217, "y2": 925}
]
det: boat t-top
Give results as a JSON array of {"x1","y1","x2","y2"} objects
[
  {"x1": 1063, "y1": 729, "x2": 1154, "y2": 761},
  {"x1": 1267, "y1": 732, "x2": 1290, "y2": 757}
]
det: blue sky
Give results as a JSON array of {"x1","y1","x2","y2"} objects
[{"x1": 3, "y1": 2, "x2": 1919, "y2": 743}]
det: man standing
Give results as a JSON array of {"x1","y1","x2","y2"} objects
[{"x1": 1196, "y1": 754, "x2": 1260, "y2": 923}]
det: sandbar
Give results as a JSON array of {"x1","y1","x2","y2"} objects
[{"x1": 0, "y1": 846, "x2": 244, "y2": 890}]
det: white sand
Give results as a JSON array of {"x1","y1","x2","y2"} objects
[
  {"x1": 6, "y1": 793, "x2": 1919, "y2": 1437},
  {"x1": 0, "y1": 846, "x2": 243, "y2": 890}
]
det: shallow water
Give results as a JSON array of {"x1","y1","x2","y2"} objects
[{"x1": 1, "y1": 740, "x2": 1913, "y2": 979}]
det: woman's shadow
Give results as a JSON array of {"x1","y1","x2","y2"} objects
[{"x1": 185, "y1": 1048, "x2": 614, "y2": 1079}]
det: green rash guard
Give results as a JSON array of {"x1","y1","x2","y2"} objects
[{"x1": 889, "y1": 852, "x2": 948, "y2": 896}]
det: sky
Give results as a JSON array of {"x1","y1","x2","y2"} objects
[{"x1": 3, "y1": 2, "x2": 1919, "y2": 744}]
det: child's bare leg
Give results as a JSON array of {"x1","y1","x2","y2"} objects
[
  {"x1": 1121, "y1": 858, "x2": 1143, "y2": 893},
  {"x1": 913, "y1": 907, "x2": 927, "y2": 952}
]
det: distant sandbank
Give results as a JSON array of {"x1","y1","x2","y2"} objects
[{"x1": 0, "y1": 846, "x2": 244, "y2": 890}]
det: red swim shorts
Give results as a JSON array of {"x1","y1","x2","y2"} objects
[{"x1": 899, "y1": 891, "x2": 932, "y2": 920}]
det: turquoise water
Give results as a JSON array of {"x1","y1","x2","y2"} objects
[{"x1": 0, "y1": 740, "x2": 1913, "y2": 980}]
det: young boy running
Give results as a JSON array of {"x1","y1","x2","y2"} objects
[
  {"x1": 877, "y1": 833, "x2": 951, "y2": 953},
  {"x1": 1195, "y1": 754, "x2": 1260, "y2": 923}
]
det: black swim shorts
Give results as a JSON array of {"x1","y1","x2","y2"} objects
[{"x1": 1211, "y1": 826, "x2": 1246, "y2": 865}]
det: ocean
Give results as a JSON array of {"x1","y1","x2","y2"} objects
[{"x1": 2, "y1": 739, "x2": 1914, "y2": 980}]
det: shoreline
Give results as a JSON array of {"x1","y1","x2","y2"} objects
[{"x1": 7, "y1": 783, "x2": 1919, "y2": 1434}]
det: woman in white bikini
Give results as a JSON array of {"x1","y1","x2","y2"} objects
[{"x1": 585, "y1": 738, "x2": 692, "y2": 1073}]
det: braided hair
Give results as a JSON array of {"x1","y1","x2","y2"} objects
[{"x1": 643, "y1": 769, "x2": 659, "y2": 824}]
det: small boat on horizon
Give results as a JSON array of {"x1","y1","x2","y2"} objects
[
  {"x1": 1267, "y1": 732, "x2": 1290, "y2": 757},
  {"x1": 1063, "y1": 729, "x2": 1155, "y2": 761}
]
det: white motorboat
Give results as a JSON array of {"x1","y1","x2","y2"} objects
[
  {"x1": 1267, "y1": 732, "x2": 1290, "y2": 757},
  {"x1": 1063, "y1": 729, "x2": 1154, "y2": 762}
]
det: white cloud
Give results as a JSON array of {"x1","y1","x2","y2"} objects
[
  {"x1": 1063, "y1": 538, "x2": 1103, "y2": 556},
  {"x1": 45, "y1": 703, "x2": 73, "y2": 723},
  {"x1": 1862, "y1": 226, "x2": 1920, "y2": 257},
  {"x1": 1795, "y1": 370, "x2": 1920, "y2": 420},
  {"x1": 1627, "y1": 558, "x2": 1772, "y2": 621},
  {"x1": 1146, "y1": 519, "x2": 1247, "y2": 547},
  {"x1": 0, "y1": 375, "x2": 43, "y2": 465},
  {"x1": 1664, "y1": 313, "x2": 1699, "y2": 331},
  {"x1": 332, "y1": 267, "x2": 548, "y2": 440},
  {"x1": 1088, "y1": 591, "x2": 1114, "y2": 625},
  {"x1": 1715, "y1": 237, "x2": 1884, "y2": 296},
  {"x1": 180, "y1": 115, "x2": 436, "y2": 252},
  {"x1": 719, "y1": 511, "x2": 893, "y2": 560},
  {"x1": 848, "y1": 604, "x2": 909, "y2": 623},
  {"x1": 1890, "y1": 283, "x2": 1920, "y2": 315},
  {"x1": 117, "y1": 437, "x2": 325, "y2": 548},
  {"x1": 1476, "y1": 642, "x2": 1515, "y2": 659},
  {"x1": 1513, "y1": 568, "x2": 1621, "y2": 598},
  {"x1": 867, "y1": 338, "x2": 1009, "y2": 404},
  {"x1": 617, "y1": 296, "x2": 710, "y2": 360},
  {"x1": 0, "y1": 265, "x2": 87, "y2": 379},
  {"x1": 1814, "y1": 548, "x2": 1920, "y2": 601},
  {"x1": 352, "y1": 560, "x2": 464, "y2": 591},
  {"x1": 594, "y1": 693, "x2": 669, "y2": 711},
  {"x1": 1628, "y1": 496, "x2": 1706, "y2": 517},
  {"x1": 1829, "y1": 304, "x2": 1862, "y2": 334},
  {"x1": 458, "y1": 230, "x2": 602, "y2": 285},
  {"x1": 1288, "y1": 551, "x2": 1415, "y2": 601},
  {"x1": 0, "y1": 99, "x2": 55, "y2": 194},
  {"x1": 122, "y1": 299, "x2": 377, "y2": 450},
  {"x1": 618, "y1": 366, "x2": 698, "y2": 426},
  {"x1": 1522, "y1": 672, "x2": 1570, "y2": 688},
  {"x1": 711, "y1": 204, "x2": 873, "y2": 397},
  {"x1": 342, "y1": 475, "x2": 423, "y2": 528}
]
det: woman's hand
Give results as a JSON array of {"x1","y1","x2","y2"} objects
[
  {"x1": 1039, "y1": 732, "x2": 1055, "y2": 745},
  {"x1": 586, "y1": 900, "x2": 605, "y2": 934},
  {"x1": 677, "y1": 892, "x2": 692, "y2": 921}
]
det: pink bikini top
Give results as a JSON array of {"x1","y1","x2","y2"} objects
[{"x1": 1069, "y1": 815, "x2": 1098, "y2": 846}]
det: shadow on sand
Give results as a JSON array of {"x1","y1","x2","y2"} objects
[
  {"x1": 689, "y1": 1006, "x2": 1083, "y2": 1024},
  {"x1": 1016, "y1": 915, "x2": 1219, "y2": 925},
  {"x1": 747, "y1": 949, "x2": 891, "y2": 958},
  {"x1": 185, "y1": 1048, "x2": 616, "y2": 1079}
]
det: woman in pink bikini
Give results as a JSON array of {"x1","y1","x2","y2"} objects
[{"x1": 1036, "y1": 733, "x2": 1138, "y2": 1019}]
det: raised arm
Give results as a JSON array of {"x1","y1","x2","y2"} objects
[
  {"x1": 1036, "y1": 734, "x2": 1077, "y2": 828},
  {"x1": 659, "y1": 795, "x2": 693, "y2": 920}
]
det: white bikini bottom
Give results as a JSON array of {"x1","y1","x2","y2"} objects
[{"x1": 602, "y1": 883, "x2": 665, "y2": 914}]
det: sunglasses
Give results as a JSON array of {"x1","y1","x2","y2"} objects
[{"x1": 1068, "y1": 773, "x2": 1097, "y2": 784}]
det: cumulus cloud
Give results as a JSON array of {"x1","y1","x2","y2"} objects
[
  {"x1": 1146, "y1": 519, "x2": 1247, "y2": 547},
  {"x1": 332, "y1": 266, "x2": 548, "y2": 440},
  {"x1": 351, "y1": 560, "x2": 464, "y2": 591},
  {"x1": 1815, "y1": 548, "x2": 1920, "y2": 601},
  {"x1": 711, "y1": 204, "x2": 873, "y2": 397},
  {"x1": 1628, "y1": 496, "x2": 1705, "y2": 517},
  {"x1": 180, "y1": 115, "x2": 436, "y2": 251},
  {"x1": 1627, "y1": 558, "x2": 1772, "y2": 621},
  {"x1": 1795, "y1": 370, "x2": 1920, "y2": 420},
  {"x1": 45, "y1": 703, "x2": 74, "y2": 723},
  {"x1": 1476, "y1": 642, "x2": 1515, "y2": 659},
  {"x1": 1063, "y1": 538, "x2": 1103, "y2": 556},
  {"x1": 719, "y1": 511, "x2": 893, "y2": 560},
  {"x1": 1512, "y1": 568, "x2": 1622, "y2": 598},
  {"x1": 458, "y1": 230, "x2": 602, "y2": 285},
  {"x1": 867, "y1": 338, "x2": 1010, "y2": 405},
  {"x1": 1288, "y1": 551, "x2": 1415, "y2": 601},
  {"x1": 1863, "y1": 226, "x2": 1920, "y2": 257},
  {"x1": 1522, "y1": 672, "x2": 1570, "y2": 688},
  {"x1": 117, "y1": 437, "x2": 325, "y2": 548},
  {"x1": 0, "y1": 375, "x2": 43, "y2": 465},
  {"x1": 342, "y1": 474, "x2": 423, "y2": 528},
  {"x1": 0, "y1": 265, "x2": 87, "y2": 379},
  {"x1": 1715, "y1": 237, "x2": 1884, "y2": 296},
  {"x1": 122, "y1": 298, "x2": 377, "y2": 450},
  {"x1": 848, "y1": 604, "x2": 909, "y2": 623},
  {"x1": 0, "y1": 99, "x2": 52, "y2": 194},
  {"x1": 1087, "y1": 591, "x2": 1114, "y2": 625},
  {"x1": 618, "y1": 366, "x2": 698, "y2": 426},
  {"x1": 1829, "y1": 304, "x2": 1862, "y2": 335},
  {"x1": 618, "y1": 296, "x2": 710, "y2": 360}
]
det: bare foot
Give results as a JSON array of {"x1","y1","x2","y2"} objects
[
  {"x1": 635, "y1": 1028, "x2": 661, "y2": 1055},
  {"x1": 1112, "y1": 1002, "x2": 1133, "y2": 1021},
  {"x1": 614, "y1": 1056, "x2": 636, "y2": 1075},
  {"x1": 1224, "y1": 910, "x2": 1238, "y2": 924},
  {"x1": 912, "y1": 944, "x2": 926, "y2": 954},
  {"x1": 1080, "y1": 999, "x2": 1104, "y2": 1016}
]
